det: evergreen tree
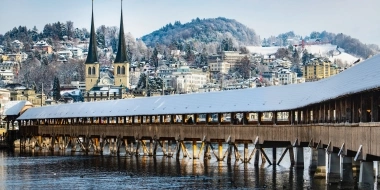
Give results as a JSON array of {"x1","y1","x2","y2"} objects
[
  {"x1": 151, "y1": 47, "x2": 159, "y2": 71},
  {"x1": 52, "y1": 77, "x2": 61, "y2": 101}
]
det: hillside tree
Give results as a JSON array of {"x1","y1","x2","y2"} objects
[{"x1": 52, "y1": 77, "x2": 61, "y2": 101}]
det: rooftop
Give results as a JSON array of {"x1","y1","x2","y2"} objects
[{"x1": 18, "y1": 54, "x2": 380, "y2": 120}]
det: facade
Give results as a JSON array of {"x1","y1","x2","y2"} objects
[
  {"x1": 303, "y1": 58, "x2": 338, "y2": 82},
  {"x1": 222, "y1": 51, "x2": 249, "y2": 69},
  {"x1": 68, "y1": 48, "x2": 83, "y2": 58},
  {"x1": 9, "y1": 88, "x2": 45, "y2": 106},
  {"x1": 172, "y1": 66, "x2": 207, "y2": 93},
  {"x1": 0, "y1": 69, "x2": 14, "y2": 83},
  {"x1": 277, "y1": 68, "x2": 297, "y2": 85},
  {"x1": 33, "y1": 41, "x2": 53, "y2": 54},
  {"x1": 0, "y1": 89, "x2": 10, "y2": 125},
  {"x1": 57, "y1": 50, "x2": 73, "y2": 59},
  {"x1": 5, "y1": 53, "x2": 22, "y2": 63},
  {"x1": 209, "y1": 61, "x2": 230, "y2": 74},
  {"x1": 71, "y1": 81, "x2": 86, "y2": 93},
  {"x1": 11, "y1": 40, "x2": 23, "y2": 51},
  {"x1": 0, "y1": 61, "x2": 19, "y2": 74}
]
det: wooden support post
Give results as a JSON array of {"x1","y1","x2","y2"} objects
[
  {"x1": 193, "y1": 141, "x2": 198, "y2": 159},
  {"x1": 272, "y1": 147, "x2": 277, "y2": 165},
  {"x1": 258, "y1": 112, "x2": 263, "y2": 125},
  {"x1": 273, "y1": 112, "x2": 277, "y2": 125},
  {"x1": 153, "y1": 139, "x2": 158, "y2": 156},
  {"x1": 203, "y1": 142, "x2": 211, "y2": 160},
  {"x1": 289, "y1": 146, "x2": 295, "y2": 166},
  {"x1": 254, "y1": 148, "x2": 260, "y2": 166},
  {"x1": 194, "y1": 114, "x2": 198, "y2": 124},
  {"x1": 290, "y1": 111, "x2": 295, "y2": 125},
  {"x1": 168, "y1": 140, "x2": 173, "y2": 157},
  {"x1": 373, "y1": 91, "x2": 379, "y2": 122},
  {"x1": 218, "y1": 142, "x2": 223, "y2": 161},
  {"x1": 227, "y1": 143, "x2": 233, "y2": 164},
  {"x1": 244, "y1": 143, "x2": 249, "y2": 163},
  {"x1": 205, "y1": 114, "x2": 210, "y2": 124},
  {"x1": 176, "y1": 140, "x2": 181, "y2": 159},
  {"x1": 217, "y1": 113, "x2": 222, "y2": 124}
]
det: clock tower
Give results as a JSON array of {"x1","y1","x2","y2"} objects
[
  {"x1": 113, "y1": 0, "x2": 129, "y2": 88},
  {"x1": 85, "y1": 0, "x2": 100, "y2": 91}
]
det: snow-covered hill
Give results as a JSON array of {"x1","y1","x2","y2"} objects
[{"x1": 247, "y1": 44, "x2": 360, "y2": 65}]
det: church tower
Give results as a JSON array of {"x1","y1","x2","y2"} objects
[
  {"x1": 85, "y1": 0, "x2": 100, "y2": 91},
  {"x1": 113, "y1": 0, "x2": 130, "y2": 88}
]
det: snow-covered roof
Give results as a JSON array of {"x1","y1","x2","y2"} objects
[
  {"x1": 18, "y1": 55, "x2": 380, "y2": 120},
  {"x1": 4, "y1": 101, "x2": 33, "y2": 116}
]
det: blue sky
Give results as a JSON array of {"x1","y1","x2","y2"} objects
[{"x1": 1, "y1": 0, "x2": 379, "y2": 45}]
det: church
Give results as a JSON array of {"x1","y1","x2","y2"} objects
[{"x1": 84, "y1": 1, "x2": 130, "y2": 101}]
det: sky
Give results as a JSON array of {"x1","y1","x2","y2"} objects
[{"x1": 1, "y1": 0, "x2": 379, "y2": 45}]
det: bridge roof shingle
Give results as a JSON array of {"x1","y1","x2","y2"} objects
[{"x1": 18, "y1": 55, "x2": 380, "y2": 120}]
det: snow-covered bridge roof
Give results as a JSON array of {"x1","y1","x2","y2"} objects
[{"x1": 18, "y1": 55, "x2": 380, "y2": 120}]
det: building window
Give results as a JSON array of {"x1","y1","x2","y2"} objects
[
  {"x1": 88, "y1": 67, "x2": 91, "y2": 75},
  {"x1": 117, "y1": 66, "x2": 121, "y2": 74},
  {"x1": 122, "y1": 66, "x2": 125, "y2": 74},
  {"x1": 92, "y1": 67, "x2": 96, "y2": 75}
]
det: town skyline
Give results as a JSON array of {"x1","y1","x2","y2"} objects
[{"x1": 1, "y1": 0, "x2": 379, "y2": 46}]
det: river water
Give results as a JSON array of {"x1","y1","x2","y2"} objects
[{"x1": 0, "y1": 146, "x2": 353, "y2": 189}]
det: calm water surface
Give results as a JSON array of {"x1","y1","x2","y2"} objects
[{"x1": 0, "y1": 146, "x2": 341, "y2": 189}]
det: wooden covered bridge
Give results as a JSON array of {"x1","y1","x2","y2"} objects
[{"x1": 17, "y1": 55, "x2": 380, "y2": 188}]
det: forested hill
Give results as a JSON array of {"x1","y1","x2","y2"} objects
[{"x1": 141, "y1": 17, "x2": 260, "y2": 47}]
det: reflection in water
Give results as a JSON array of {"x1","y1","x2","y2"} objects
[{"x1": 0, "y1": 148, "x2": 339, "y2": 189}]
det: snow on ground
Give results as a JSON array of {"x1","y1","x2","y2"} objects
[
  {"x1": 247, "y1": 44, "x2": 360, "y2": 65},
  {"x1": 246, "y1": 46, "x2": 279, "y2": 55}
]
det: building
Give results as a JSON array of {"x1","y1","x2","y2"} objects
[
  {"x1": 0, "y1": 89, "x2": 10, "y2": 125},
  {"x1": 0, "y1": 69, "x2": 14, "y2": 83},
  {"x1": 11, "y1": 40, "x2": 23, "y2": 52},
  {"x1": 0, "y1": 61, "x2": 19, "y2": 74},
  {"x1": 222, "y1": 51, "x2": 249, "y2": 69},
  {"x1": 172, "y1": 65, "x2": 208, "y2": 93},
  {"x1": 71, "y1": 81, "x2": 86, "y2": 93},
  {"x1": 84, "y1": 1, "x2": 129, "y2": 99},
  {"x1": 4, "y1": 53, "x2": 22, "y2": 63},
  {"x1": 277, "y1": 68, "x2": 297, "y2": 85},
  {"x1": 262, "y1": 71, "x2": 277, "y2": 86},
  {"x1": 33, "y1": 40, "x2": 53, "y2": 54},
  {"x1": 8, "y1": 88, "x2": 45, "y2": 106},
  {"x1": 57, "y1": 50, "x2": 73, "y2": 59},
  {"x1": 68, "y1": 47, "x2": 83, "y2": 58},
  {"x1": 209, "y1": 61, "x2": 231, "y2": 74},
  {"x1": 112, "y1": 5, "x2": 129, "y2": 89},
  {"x1": 303, "y1": 57, "x2": 338, "y2": 82}
]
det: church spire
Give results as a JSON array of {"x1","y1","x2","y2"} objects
[
  {"x1": 114, "y1": 0, "x2": 128, "y2": 63},
  {"x1": 86, "y1": 0, "x2": 98, "y2": 64}
]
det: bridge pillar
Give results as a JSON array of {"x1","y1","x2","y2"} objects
[
  {"x1": 294, "y1": 147, "x2": 304, "y2": 168},
  {"x1": 353, "y1": 159, "x2": 361, "y2": 179},
  {"x1": 193, "y1": 141, "x2": 198, "y2": 159},
  {"x1": 326, "y1": 153, "x2": 340, "y2": 183},
  {"x1": 254, "y1": 147, "x2": 261, "y2": 166},
  {"x1": 243, "y1": 143, "x2": 249, "y2": 163},
  {"x1": 309, "y1": 148, "x2": 317, "y2": 172},
  {"x1": 272, "y1": 147, "x2": 276, "y2": 165},
  {"x1": 358, "y1": 161, "x2": 374, "y2": 189},
  {"x1": 314, "y1": 148, "x2": 326, "y2": 178},
  {"x1": 218, "y1": 142, "x2": 223, "y2": 161},
  {"x1": 338, "y1": 156, "x2": 354, "y2": 189}
]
